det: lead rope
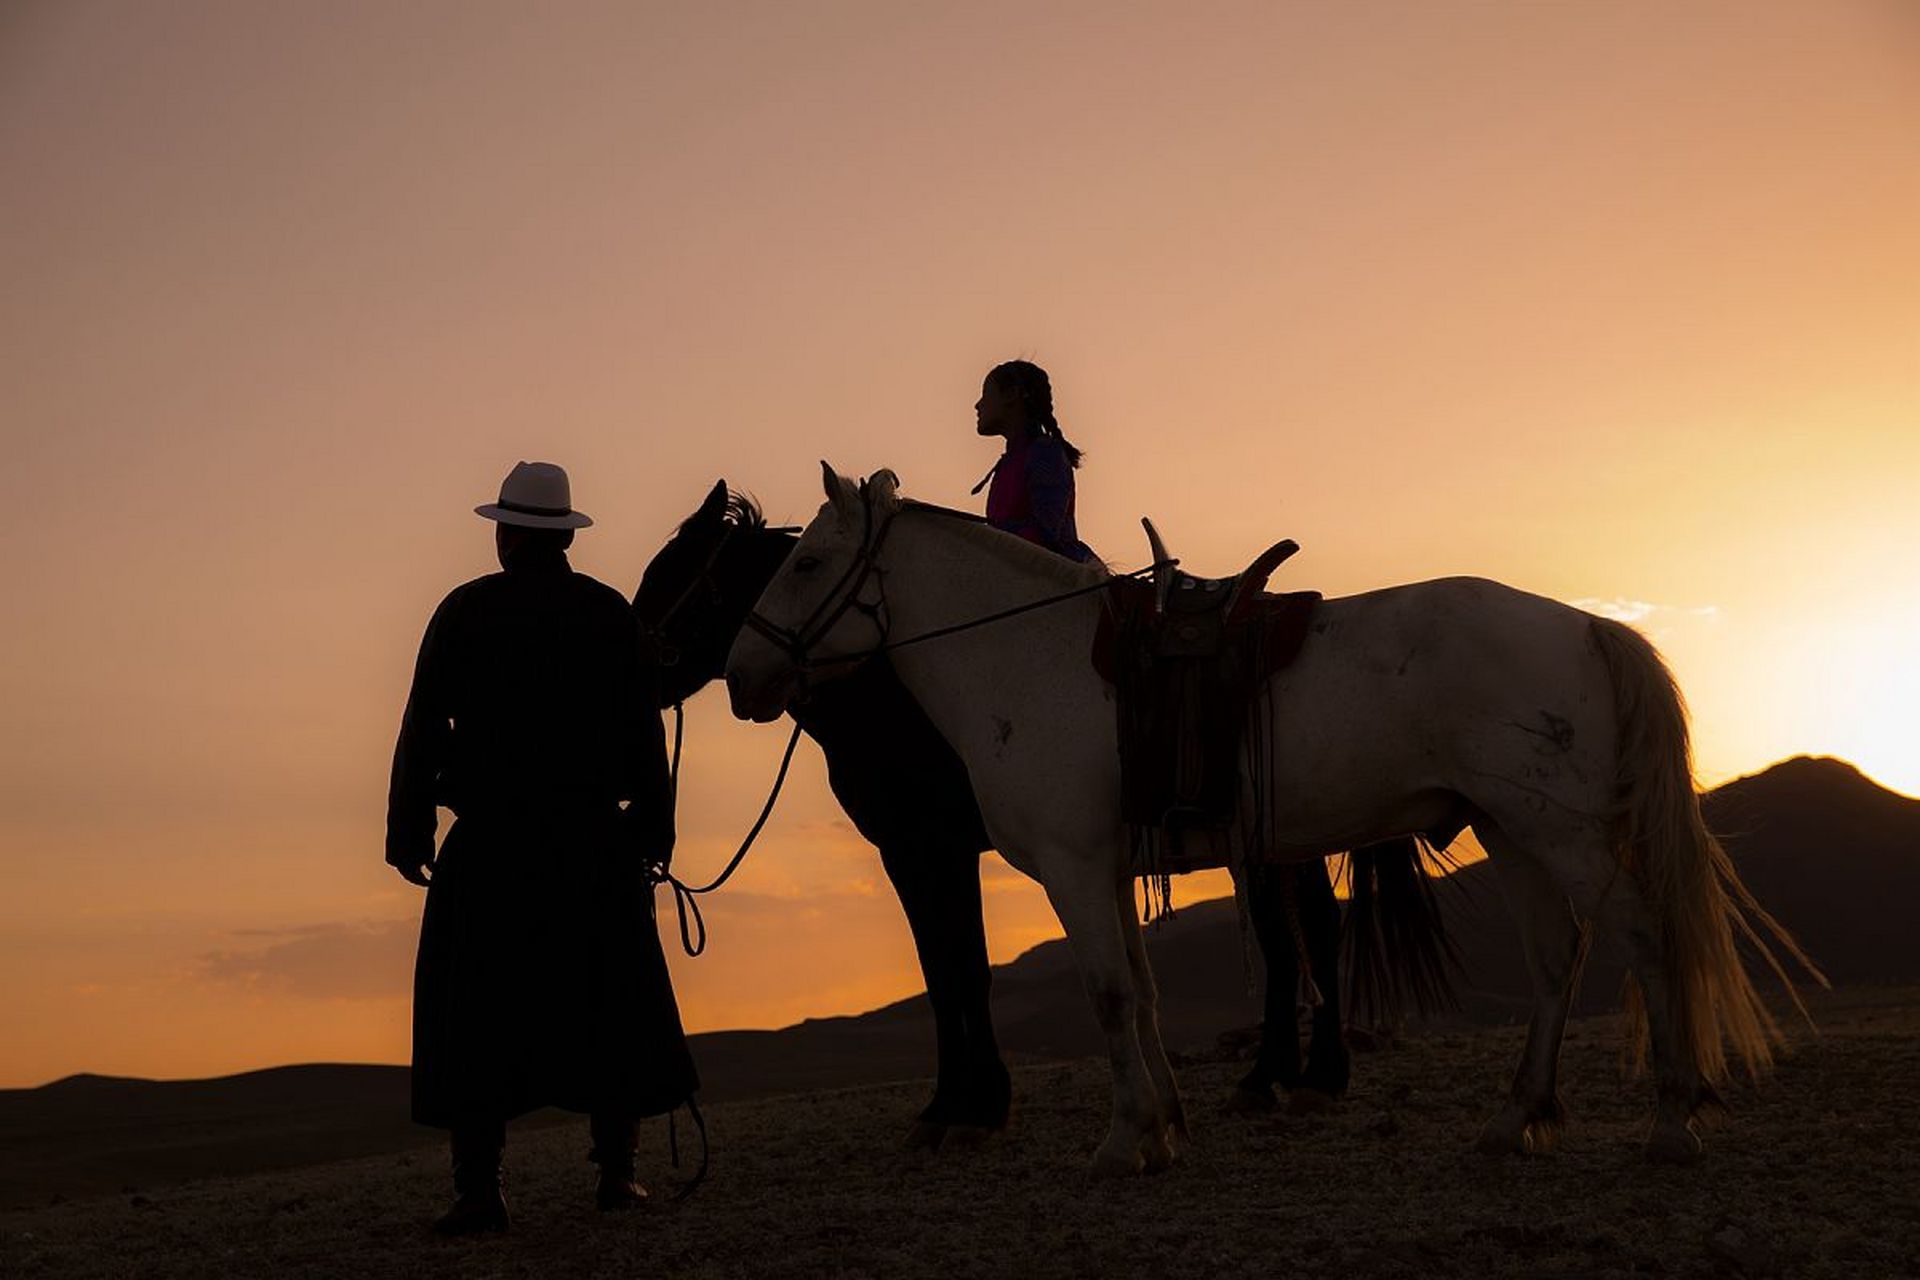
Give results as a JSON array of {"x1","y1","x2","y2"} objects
[
  {"x1": 668, "y1": 700, "x2": 686, "y2": 799},
  {"x1": 654, "y1": 714, "x2": 806, "y2": 958},
  {"x1": 649, "y1": 704, "x2": 792, "y2": 1202},
  {"x1": 665, "y1": 1096, "x2": 709, "y2": 1201}
]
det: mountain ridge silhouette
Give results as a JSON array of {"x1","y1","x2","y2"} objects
[{"x1": 5, "y1": 754, "x2": 1914, "y2": 1206}]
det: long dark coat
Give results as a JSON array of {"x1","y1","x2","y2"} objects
[{"x1": 386, "y1": 549, "x2": 697, "y2": 1128}]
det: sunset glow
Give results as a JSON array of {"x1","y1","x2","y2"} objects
[{"x1": 2, "y1": 0, "x2": 1916, "y2": 1087}]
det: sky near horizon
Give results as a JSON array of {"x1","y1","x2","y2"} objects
[{"x1": 2, "y1": 0, "x2": 1917, "y2": 1087}]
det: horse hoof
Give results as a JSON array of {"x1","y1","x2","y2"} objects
[
  {"x1": 1523, "y1": 1120, "x2": 1562, "y2": 1154},
  {"x1": 903, "y1": 1121, "x2": 946, "y2": 1151},
  {"x1": 1476, "y1": 1131, "x2": 1528, "y2": 1157},
  {"x1": 1091, "y1": 1141, "x2": 1145, "y2": 1179},
  {"x1": 1645, "y1": 1123, "x2": 1703, "y2": 1166},
  {"x1": 1285, "y1": 1088, "x2": 1338, "y2": 1117},
  {"x1": 1141, "y1": 1132, "x2": 1177, "y2": 1174},
  {"x1": 942, "y1": 1124, "x2": 995, "y2": 1150},
  {"x1": 1227, "y1": 1086, "x2": 1276, "y2": 1114},
  {"x1": 1474, "y1": 1118, "x2": 1532, "y2": 1157}
]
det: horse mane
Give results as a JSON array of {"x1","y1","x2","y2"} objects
[
  {"x1": 666, "y1": 486, "x2": 773, "y2": 540},
  {"x1": 723, "y1": 490, "x2": 767, "y2": 530},
  {"x1": 898, "y1": 497, "x2": 987, "y2": 525},
  {"x1": 895, "y1": 497, "x2": 1110, "y2": 583}
]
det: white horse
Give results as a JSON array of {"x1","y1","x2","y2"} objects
[{"x1": 725, "y1": 465, "x2": 1815, "y2": 1176}]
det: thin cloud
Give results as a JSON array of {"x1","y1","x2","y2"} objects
[
  {"x1": 1570, "y1": 597, "x2": 1719, "y2": 625},
  {"x1": 199, "y1": 919, "x2": 415, "y2": 1001}
]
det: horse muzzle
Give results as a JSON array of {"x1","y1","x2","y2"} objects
[{"x1": 724, "y1": 659, "x2": 798, "y2": 724}]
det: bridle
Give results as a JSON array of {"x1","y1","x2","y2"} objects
[
  {"x1": 641, "y1": 507, "x2": 810, "y2": 963},
  {"x1": 654, "y1": 485, "x2": 1169, "y2": 962},
  {"x1": 640, "y1": 522, "x2": 742, "y2": 669},
  {"x1": 739, "y1": 483, "x2": 896, "y2": 688},
  {"x1": 739, "y1": 489, "x2": 1174, "y2": 682}
]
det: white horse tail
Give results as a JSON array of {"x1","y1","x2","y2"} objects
[{"x1": 1590, "y1": 618, "x2": 1825, "y2": 1085}]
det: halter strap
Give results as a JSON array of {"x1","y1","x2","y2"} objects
[
  {"x1": 741, "y1": 485, "x2": 896, "y2": 677},
  {"x1": 742, "y1": 490, "x2": 1174, "y2": 678},
  {"x1": 641, "y1": 522, "x2": 740, "y2": 665}
]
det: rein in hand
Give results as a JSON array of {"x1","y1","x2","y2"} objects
[{"x1": 652, "y1": 705, "x2": 805, "y2": 958}]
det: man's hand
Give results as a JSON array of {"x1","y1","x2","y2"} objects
[
  {"x1": 622, "y1": 800, "x2": 673, "y2": 881},
  {"x1": 388, "y1": 851, "x2": 434, "y2": 887},
  {"x1": 644, "y1": 847, "x2": 672, "y2": 885}
]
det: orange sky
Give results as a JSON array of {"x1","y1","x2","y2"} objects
[{"x1": 2, "y1": 0, "x2": 1916, "y2": 1087}]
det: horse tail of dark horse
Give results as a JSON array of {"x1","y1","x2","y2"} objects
[
  {"x1": 1591, "y1": 617, "x2": 1826, "y2": 1085},
  {"x1": 1343, "y1": 837, "x2": 1462, "y2": 1026}
]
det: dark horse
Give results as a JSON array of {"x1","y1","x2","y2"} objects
[{"x1": 635, "y1": 482, "x2": 1454, "y2": 1143}]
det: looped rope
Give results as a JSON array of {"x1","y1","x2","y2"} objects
[
  {"x1": 652, "y1": 708, "x2": 805, "y2": 957},
  {"x1": 665, "y1": 1096, "x2": 709, "y2": 1201}
]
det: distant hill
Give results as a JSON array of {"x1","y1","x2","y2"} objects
[
  {"x1": 4, "y1": 756, "x2": 1913, "y2": 1207},
  {"x1": 0, "y1": 1066, "x2": 431, "y2": 1209},
  {"x1": 1699, "y1": 756, "x2": 1920, "y2": 987},
  {"x1": 969, "y1": 754, "x2": 1920, "y2": 1053}
]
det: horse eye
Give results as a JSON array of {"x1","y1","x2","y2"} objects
[{"x1": 794, "y1": 555, "x2": 821, "y2": 572}]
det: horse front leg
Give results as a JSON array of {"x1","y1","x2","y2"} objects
[
  {"x1": 1117, "y1": 888, "x2": 1185, "y2": 1163},
  {"x1": 876, "y1": 836, "x2": 999, "y2": 1149},
  {"x1": 1041, "y1": 863, "x2": 1164, "y2": 1178}
]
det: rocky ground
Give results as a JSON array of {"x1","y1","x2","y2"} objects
[{"x1": 3, "y1": 986, "x2": 1915, "y2": 1279}]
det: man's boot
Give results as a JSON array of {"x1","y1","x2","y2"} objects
[
  {"x1": 589, "y1": 1113, "x2": 647, "y2": 1212},
  {"x1": 434, "y1": 1122, "x2": 509, "y2": 1235}
]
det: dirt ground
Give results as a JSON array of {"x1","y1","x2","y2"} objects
[{"x1": 4, "y1": 986, "x2": 1916, "y2": 1279}]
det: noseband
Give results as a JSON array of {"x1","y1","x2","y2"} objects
[{"x1": 741, "y1": 489, "x2": 894, "y2": 682}]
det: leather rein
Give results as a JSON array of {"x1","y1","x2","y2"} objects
[
  {"x1": 648, "y1": 492, "x2": 1168, "y2": 960},
  {"x1": 639, "y1": 516, "x2": 807, "y2": 959},
  {"x1": 741, "y1": 492, "x2": 1171, "y2": 683}
]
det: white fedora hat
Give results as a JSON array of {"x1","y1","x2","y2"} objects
[{"x1": 475, "y1": 461, "x2": 594, "y2": 529}]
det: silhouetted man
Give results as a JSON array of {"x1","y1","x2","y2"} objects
[{"x1": 386, "y1": 461, "x2": 696, "y2": 1235}]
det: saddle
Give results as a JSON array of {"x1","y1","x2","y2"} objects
[{"x1": 1094, "y1": 520, "x2": 1320, "y2": 876}]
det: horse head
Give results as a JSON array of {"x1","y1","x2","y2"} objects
[
  {"x1": 724, "y1": 463, "x2": 900, "y2": 723},
  {"x1": 635, "y1": 479, "x2": 797, "y2": 707}
]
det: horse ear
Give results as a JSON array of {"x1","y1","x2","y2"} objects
[
  {"x1": 821, "y1": 461, "x2": 859, "y2": 519},
  {"x1": 865, "y1": 468, "x2": 900, "y2": 512},
  {"x1": 696, "y1": 479, "x2": 730, "y2": 525}
]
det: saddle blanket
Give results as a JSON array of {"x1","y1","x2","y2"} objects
[{"x1": 1093, "y1": 575, "x2": 1319, "y2": 867}]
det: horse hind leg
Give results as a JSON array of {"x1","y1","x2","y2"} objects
[
  {"x1": 1292, "y1": 858, "x2": 1350, "y2": 1107},
  {"x1": 1595, "y1": 876, "x2": 1715, "y2": 1164},
  {"x1": 1231, "y1": 865, "x2": 1302, "y2": 1112},
  {"x1": 1473, "y1": 819, "x2": 1591, "y2": 1157}
]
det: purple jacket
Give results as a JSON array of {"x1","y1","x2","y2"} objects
[{"x1": 983, "y1": 434, "x2": 1096, "y2": 563}]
